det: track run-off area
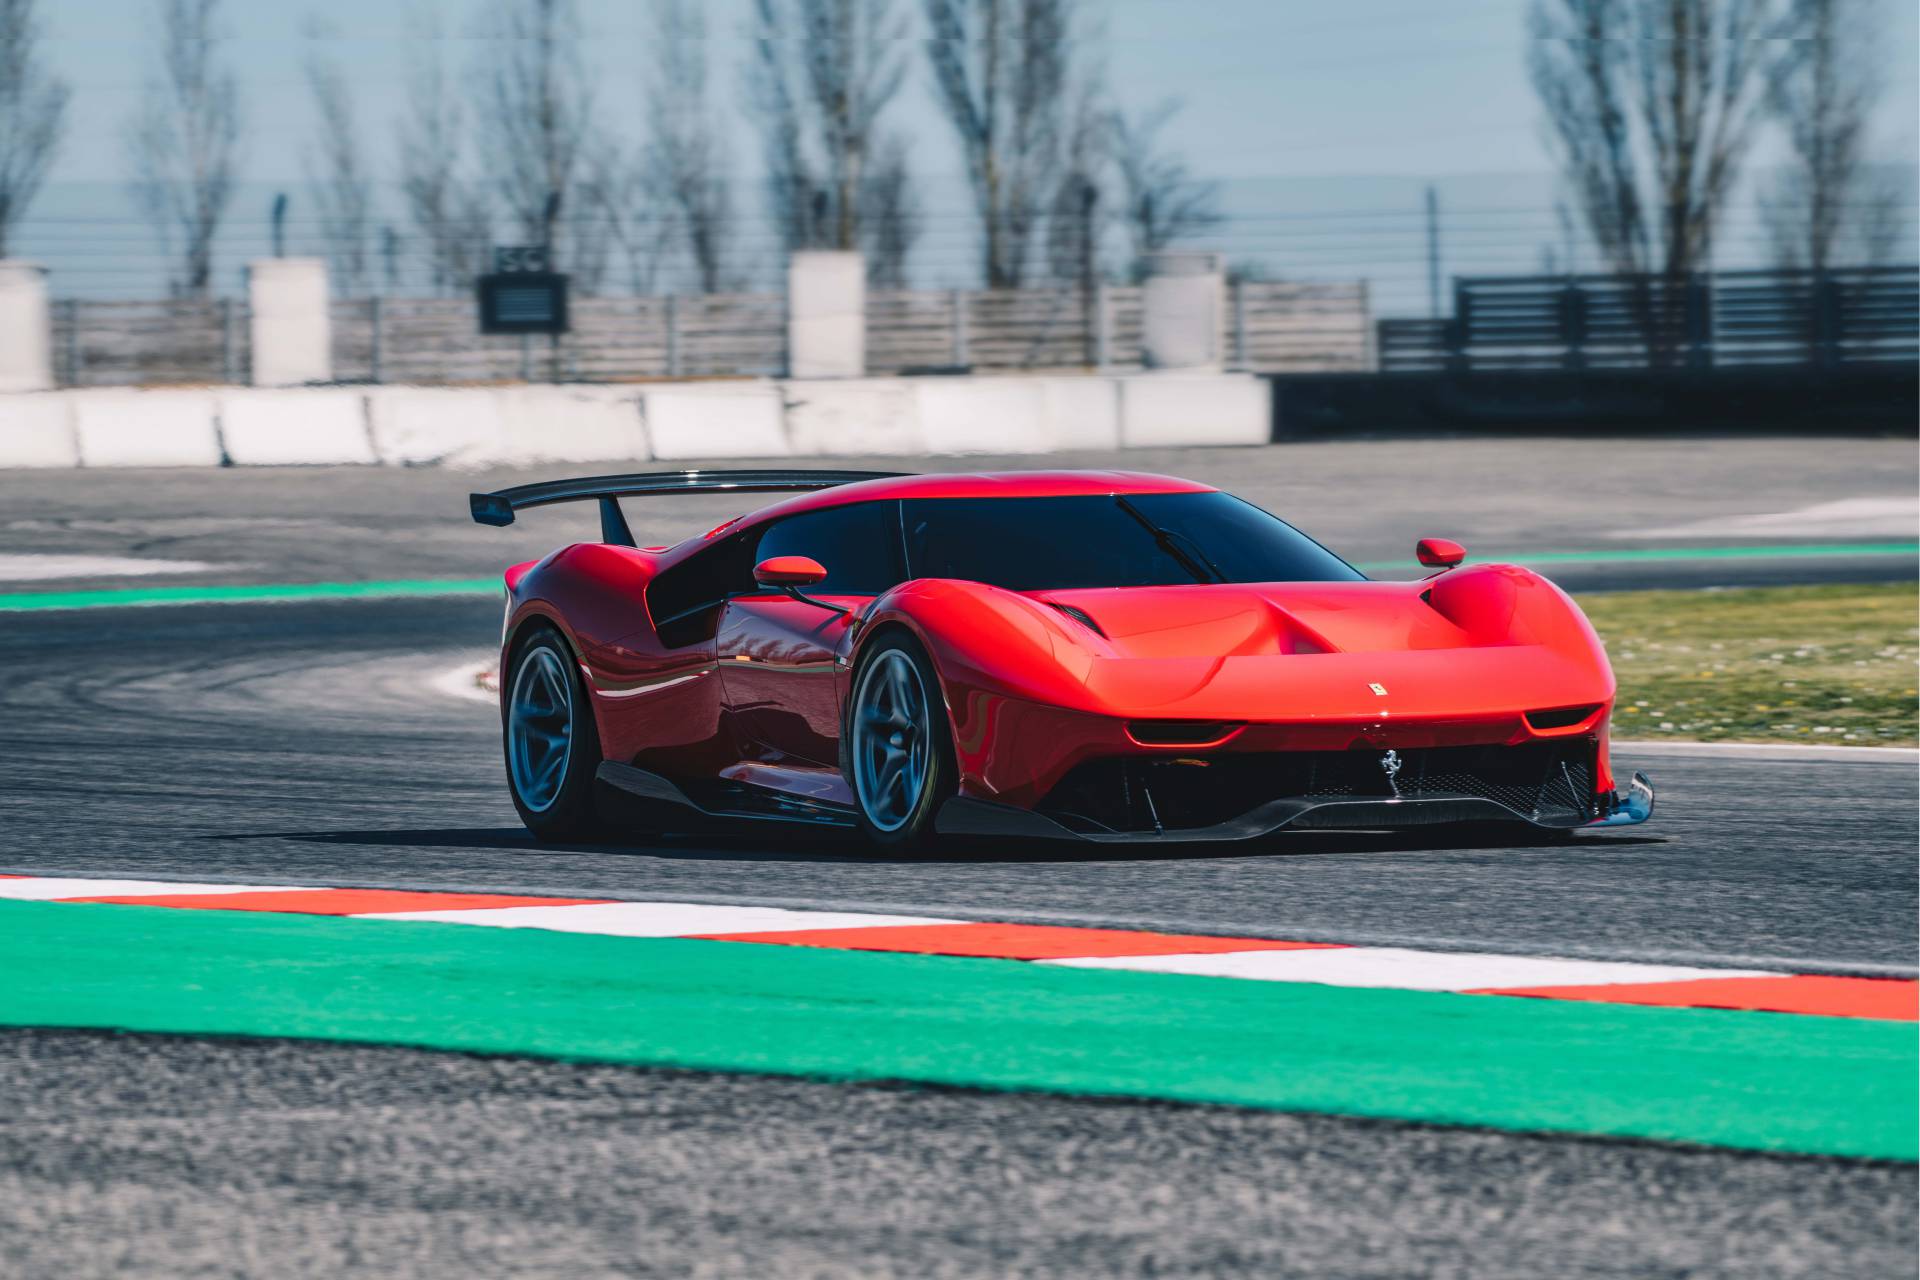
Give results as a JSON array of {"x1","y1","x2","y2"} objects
[{"x1": 1, "y1": 442, "x2": 1915, "y2": 1277}]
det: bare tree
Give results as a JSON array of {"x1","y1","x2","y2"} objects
[
  {"x1": 862, "y1": 137, "x2": 918, "y2": 286},
  {"x1": 1111, "y1": 99, "x2": 1221, "y2": 281},
  {"x1": 748, "y1": 0, "x2": 916, "y2": 281},
  {"x1": 0, "y1": 0, "x2": 68, "y2": 259},
  {"x1": 126, "y1": 0, "x2": 243, "y2": 297},
  {"x1": 475, "y1": 0, "x2": 613, "y2": 290},
  {"x1": 646, "y1": 0, "x2": 733, "y2": 293},
  {"x1": 303, "y1": 24, "x2": 370, "y2": 294},
  {"x1": 398, "y1": 23, "x2": 487, "y2": 293},
  {"x1": 1760, "y1": 0, "x2": 1907, "y2": 270},
  {"x1": 1042, "y1": 83, "x2": 1110, "y2": 285},
  {"x1": 924, "y1": 0, "x2": 1076, "y2": 288},
  {"x1": 1528, "y1": 0, "x2": 1779, "y2": 281}
]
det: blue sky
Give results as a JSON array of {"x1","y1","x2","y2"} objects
[{"x1": 26, "y1": 0, "x2": 1920, "y2": 309}]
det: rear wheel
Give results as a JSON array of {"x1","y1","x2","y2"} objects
[
  {"x1": 845, "y1": 634, "x2": 955, "y2": 853},
  {"x1": 504, "y1": 626, "x2": 606, "y2": 841}
]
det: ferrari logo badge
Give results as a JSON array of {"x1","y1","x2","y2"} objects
[
  {"x1": 1368, "y1": 682, "x2": 1388, "y2": 696},
  {"x1": 1380, "y1": 749, "x2": 1403, "y2": 799}
]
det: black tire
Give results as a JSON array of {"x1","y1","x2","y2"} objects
[
  {"x1": 842, "y1": 631, "x2": 957, "y2": 853},
  {"x1": 502, "y1": 625, "x2": 607, "y2": 841}
]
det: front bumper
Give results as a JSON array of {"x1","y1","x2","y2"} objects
[{"x1": 935, "y1": 770, "x2": 1655, "y2": 844}]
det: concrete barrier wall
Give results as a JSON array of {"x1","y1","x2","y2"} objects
[{"x1": 0, "y1": 373, "x2": 1270, "y2": 469}]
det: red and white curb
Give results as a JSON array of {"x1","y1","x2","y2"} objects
[{"x1": 3, "y1": 876, "x2": 1913, "y2": 1022}]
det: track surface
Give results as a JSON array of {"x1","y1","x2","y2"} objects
[
  {"x1": 2, "y1": 1027, "x2": 1911, "y2": 1280},
  {"x1": 3, "y1": 436, "x2": 1916, "y2": 1277},
  {"x1": 1, "y1": 437, "x2": 1914, "y2": 596},
  {"x1": 4, "y1": 597, "x2": 1912, "y2": 972}
]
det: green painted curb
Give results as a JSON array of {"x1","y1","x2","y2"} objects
[
  {"x1": 1, "y1": 900, "x2": 1911, "y2": 1159},
  {"x1": 0, "y1": 578, "x2": 499, "y2": 612}
]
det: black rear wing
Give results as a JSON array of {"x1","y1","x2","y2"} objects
[{"x1": 468, "y1": 469, "x2": 911, "y2": 547}]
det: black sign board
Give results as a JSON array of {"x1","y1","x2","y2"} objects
[{"x1": 477, "y1": 272, "x2": 570, "y2": 335}]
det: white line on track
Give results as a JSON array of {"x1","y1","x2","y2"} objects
[{"x1": 0, "y1": 553, "x2": 231, "y2": 581}]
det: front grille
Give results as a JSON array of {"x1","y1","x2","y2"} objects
[{"x1": 1037, "y1": 740, "x2": 1597, "y2": 833}]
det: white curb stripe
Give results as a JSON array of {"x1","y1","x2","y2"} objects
[
  {"x1": 0, "y1": 878, "x2": 317, "y2": 901},
  {"x1": 1042, "y1": 946, "x2": 1780, "y2": 991},
  {"x1": 361, "y1": 901, "x2": 958, "y2": 937}
]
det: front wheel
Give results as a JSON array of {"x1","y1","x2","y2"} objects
[
  {"x1": 503, "y1": 626, "x2": 606, "y2": 841},
  {"x1": 844, "y1": 633, "x2": 956, "y2": 853}
]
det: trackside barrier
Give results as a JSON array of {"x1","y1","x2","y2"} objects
[
  {"x1": 1119, "y1": 374, "x2": 1271, "y2": 447},
  {"x1": 366, "y1": 388, "x2": 506, "y2": 468},
  {"x1": 643, "y1": 384, "x2": 790, "y2": 460},
  {"x1": 915, "y1": 378, "x2": 1044, "y2": 454},
  {"x1": 71, "y1": 390, "x2": 223, "y2": 467},
  {"x1": 0, "y1": 373, "x2": 1273, "y2": 469},
  {"x1": 0, "y1": 394, "x2": 79, "y2": 467},
  {"x1": 217, "y1": 390, "x2": 377, "y2": 466},
  {"x1": 783, "y1": 380, "x2": 924, "y2": 456},
  {"x1": 492, "y1": 386, "x2": 649, "y2": 466}
]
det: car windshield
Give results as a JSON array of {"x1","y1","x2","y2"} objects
[{"x1": 900, "y1": 492, "x2": 1364, "y2": 590}]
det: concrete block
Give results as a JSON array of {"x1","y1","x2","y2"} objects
[
  {"x1": 217, "y1": 389, "x2": 376, "y2": 465},
  {"x1": 493, "y1": 386, "x2": 649, "y2": 465},
  {"x1": 0, "y1": 393, "x2": 78, "y2": 467},
  {"x1": 788, "y1": 250, "x2": 865, "y2": 378},
  {"x1": 1142, "y1": 251, "x2": 1225, "y2": 371},
  {"x1": 1118, "y1": 374, "x2": 1272, "y2": 448},
  {"x1": 644, "y1": 384, "x2": 788, "y2": 460},
  {"x1": 915, "y1": 378, "x2": 1046, "y2": 454},
  {"x1": 247, "y1": 258, "x2": 332, "y2": 386},
  {"x1": 366, "y1": 388, "x2": 505, "y2": 467},
  {"x1": 0, "y1": 263, "x2": 53, "y2": 392},
  {"x1": 71, "y1": 390, "x2": 223, "y2": 467},
  {"x1": 1036, "y1": 377, "x2": 1122, "y2": 451},
  {"x1": 783, "y1": 380, "x2": 922, "y2": 456}
]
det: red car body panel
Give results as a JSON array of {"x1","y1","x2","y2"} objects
[{"x1": 493, "y1": 470, "x2": 1635, "y2": 836}]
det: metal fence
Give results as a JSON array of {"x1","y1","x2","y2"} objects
[
  {"x1": 51, "y1": 279, "x2": 1371, "y2": 387},
  {"x1": 1377, "y1": 266, "x2": 1919, "y2": 373}
]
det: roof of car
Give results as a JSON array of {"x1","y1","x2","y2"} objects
[{"x1": 732, "y1": 470, "x2": 1216, "y2": 529}]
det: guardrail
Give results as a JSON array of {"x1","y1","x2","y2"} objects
[{"x1": 1377, "y1": 266, "x2": 1918, "y2": 373}]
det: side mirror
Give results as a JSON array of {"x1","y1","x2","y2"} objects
[
  {"x1": 752, "y1": 555, "x2": 849, "y2": 617},
  {"x1": 1416, "y1": 537, "x2": 1466, "y2": 569},
  {"x1": 754, "y1": 555, "x2": 828, "y2": 588}
]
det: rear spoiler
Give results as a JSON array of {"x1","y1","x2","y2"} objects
[{"x1": 468, "y1": 469, "x2": 912, "y2": 547}]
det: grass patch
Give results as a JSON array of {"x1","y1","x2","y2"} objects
[{"x1": 1577, "y1": 581, "x2": 1919, "y2": 746}]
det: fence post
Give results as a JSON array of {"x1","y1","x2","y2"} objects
[
  {"x1": 245, "y1": 258, "x2": 330, "y2": 385},
  {"x1": 369, "y1": 296, "x2": 384, "y2": 384},
  {"x1": 63, "y1": 298, "x2": 80, "y2": 386},
  {"x1": 221, "y1": 298, "x2": 237, "y2": 384},
  {"x1": 666, "y1": 294, "x2": 681, "y2": 377},
  {"x1": 519, "y1": 333, "x2": 533, "y2": 382},
  {"x1": 1095, "y1": 284, "x2": 1112, "y2": 370},
  {"x1": 951, "y1": 289, "x2": 969, "y2": 368},
  {"x1": 0, "y1": 262, "x2": 54, "y2": 391},
  {"x1": 1560, "y1": 282, "x2": 1586, "y2": 372},
  {"x1": 1686, "y1": 274, "x2": 1713, "y2": 370},
  {"x1": 1813, "y1": 272, "x2": 1840, "y2": 370},
  {"x1": 1232, "y1": 280, "x2": 1248, "y2": 370},
  {"x1": 1445, "y1": 278, "x2": 1468, "y2": 373}
]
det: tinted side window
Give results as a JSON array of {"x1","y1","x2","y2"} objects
[{"x1": 753, "y1": 502, "x2": 903, "y2": 596}]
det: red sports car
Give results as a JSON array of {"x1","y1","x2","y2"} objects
[{"x1": 471, "y1": 469, "x2": 1653, "y2": 850}]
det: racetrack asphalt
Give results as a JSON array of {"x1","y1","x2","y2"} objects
[
  {"x1": 2, "y1": 1027, "x2": 1912, "y2": 1280},
  {"x1": 5, "y1": 596, "x2": 1912, "y2": 973},
  {"x1": 3, "y1": 436, "x2": 1917, "y2": 1276}
]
